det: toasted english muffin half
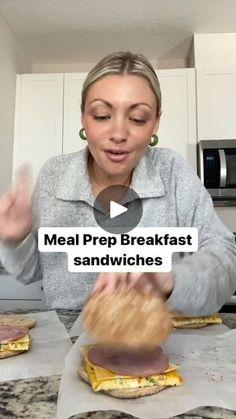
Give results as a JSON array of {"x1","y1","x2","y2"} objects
[
  {"x1": 84, "y1": 289, "x2": 172, "y2": 347},
  {"x1": 0, "y1": 314, "x2": 36, "y2": 329},
  {"x1": 0, "y1": 350, "x2": 26, "y2": 359},
  {"x1": 78, "y1": 361, "x2": 167, "y2": 399},
  {"x1": 174, "y1": 323, "x2": 208, "y2": 329},
  {"x1": 172, "y1": 314, "x2": 222, "y2": 329}
]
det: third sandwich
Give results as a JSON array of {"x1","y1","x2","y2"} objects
[
  {"x1": 172, "y1": 313, "x2": 222, "y2": 329},
  {"x1": 78, "y1": 343, "x2": 183, "y2": 399},
  {"x1": 0, "y1": 325, "x2": 31, "y2": 359}
]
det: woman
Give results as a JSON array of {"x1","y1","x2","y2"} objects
[{"x1": 0, "y1": 51, "x2": 235, "y2": 312}]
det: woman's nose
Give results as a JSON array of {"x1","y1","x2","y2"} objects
[{"x1": 109, "y1": 118, "x2": 128, "y2": 143}]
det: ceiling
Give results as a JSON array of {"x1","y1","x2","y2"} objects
[{"x1": 0, "y1": 0, "x2": 236, "y2": 64}]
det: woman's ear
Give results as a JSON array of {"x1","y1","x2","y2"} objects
[
  {"x1": 81, "y1": 113, "x2": 85, "y2": 128},
  {"x1": 154, "y1": 115, "x2": 161, "y2": 133}
]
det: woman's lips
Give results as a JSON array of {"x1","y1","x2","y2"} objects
[{"x1": 105, "y1": 149, "x2": 129, "y2": 162}]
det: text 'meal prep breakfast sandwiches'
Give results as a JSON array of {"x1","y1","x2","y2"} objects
[
  {"x1": 78, "y1": 289, "x2": 183, "y2": 398},
  {"x1": 0, "y1": 314, "x2": 36, "y2": 359}
]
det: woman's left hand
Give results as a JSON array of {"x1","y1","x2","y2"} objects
[{"x1": 93, "y1": 272, "x2": 174, "y2": 300}]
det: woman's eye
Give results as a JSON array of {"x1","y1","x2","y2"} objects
[
  {"x1": 93, "y1": 115, "x2": 110, "y2": 121},
  {"x1": 130, "y1": 117, "x2": 146, "y2": 125}
]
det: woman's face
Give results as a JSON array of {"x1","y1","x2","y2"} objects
[{"x1": 82, "y1": 74, "x2": 160, "y2": 179}]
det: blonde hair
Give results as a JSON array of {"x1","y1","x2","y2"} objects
[{"x1": 81, "y1": 51, "x2": 162, "y2": 117}]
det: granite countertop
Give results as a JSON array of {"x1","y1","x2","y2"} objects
[{"x1": 0, "y1": 309, "x2": 235, "y2": 419}]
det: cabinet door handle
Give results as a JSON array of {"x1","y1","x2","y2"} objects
[{"x1": 219, "y1": 149, "x2": 227, "y2": 187}]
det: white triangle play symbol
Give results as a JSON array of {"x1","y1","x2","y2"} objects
[{"x1": 110, "y1": 201, "x2": 128, "y2": 219}]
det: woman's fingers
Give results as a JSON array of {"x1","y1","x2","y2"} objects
[
  {"x1": 93, "y1": 273, "x2": 107, "y2": 293},
  {"x1": 0, "y1": 165, "x2": 32, "y2": 217},
  {"x1": 0, "y1": 165, "x2": 33, "y2": 241},
  {"x1": 93, "y1": 272, "x2": 157, "y2": 294},
  {"x1": 14, "y1": 165, "x2": 32, "y2": 204},
  {"x1": 127, "y1": 272, "x2": 156, "y2": 293},
  {"x1": 93, "y1": 272, "x2": 116, "y2": 293},
  {"x1": 93, "y1": 272, "x2": 174, "y2": 298},
  {"x1": 128, "y1": 272, "x2": 174, "y2": 297},
  {"x1": 0, "y1": 191, "x2": 15, "y2": 216},
  {"x1": 93, "y1": 272, "x2": 128, "y2": 293},
  {"x1": 10, "y1": 190, "x2": 31, "y2": 220},
  {"x1": 104, "y1": 273, "x2": 121, "y2": 293},
  {"x1": 125, "y1": 272, "x2": 144, "y2": 289}
]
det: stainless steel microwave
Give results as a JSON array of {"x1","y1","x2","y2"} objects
[{"x1": 197, "y1": 140, "x2": 236, "y2": 206}]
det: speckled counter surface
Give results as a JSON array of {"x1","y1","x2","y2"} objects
[{"x1": 0, "y1": 309, "x2": 235, "y2": 419}]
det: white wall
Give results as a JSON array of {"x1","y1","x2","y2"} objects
[
  {"x1": 32, "y1": 62, "x2": 96, "y2": 73},
  {"x1": 0, "y1": 11, "x2": 31, "y2": 194},
  {"x1": 31, "y1": 58, "x2": 187, "y2": 73}
]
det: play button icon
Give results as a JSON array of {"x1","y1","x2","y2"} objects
[
  {"x1": 110, "y1": 201, "x2": 128, "y2": 219},
  {"x1": 93, "y1": 185, "x2": 143, "y2": 234}
]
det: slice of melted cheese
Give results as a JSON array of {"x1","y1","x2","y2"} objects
[
  {"x1": 173, "y1": 314, "x2": 222, "y2": 328},
  {"x1": 81, "y1": 346, "x2": 183, "y2": 392},
  {"x1": 0, "y1": 335, "x2": 30, "y2": 352}
]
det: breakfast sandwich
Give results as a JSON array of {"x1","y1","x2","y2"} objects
[
  {"x1": 80, "y1": 289, "x2": 182, "y2": 398},
  {"x1": 0, "y1": 325, "x2": 31, "y2": 359},
  {"x1": 171, "y1": 311, "x2": 222, "y2": 329},
  {"x1": 78, "y1": 344, "x2": 183, "y2": 399},
  {"x1": 0, "y1": 314, "x2": 36, "y2": 329}
]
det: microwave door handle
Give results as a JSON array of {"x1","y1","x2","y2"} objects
[{"x1": 219, "y1": 149, "x2": 227, "y2": 187}]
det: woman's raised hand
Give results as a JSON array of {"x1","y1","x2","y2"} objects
[{"x1": 0, "y1": 167, "x2": 33, "y2": 243}]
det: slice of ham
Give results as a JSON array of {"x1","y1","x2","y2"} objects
[
  {"x1": 88, "y1": 345, "x2": 169, "y2": 376},
  {"x1": 0, "y1": 325, "x2": 28, "y2": 343}
]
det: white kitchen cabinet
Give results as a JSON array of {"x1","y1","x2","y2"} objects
[
  {"x1": 197, "y1": 67, "x2": 236, "y2": 141},
  {"x1": 13, "y1": 74, "x2": 64, "y2": 185},
  {"x1": 157, "y1": 69, "x2": 197, "y2": 170},
  {"x1": 63, "y1": 73, "x2": 87, "y2": 154}
]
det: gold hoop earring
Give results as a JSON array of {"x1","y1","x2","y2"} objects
[
  {"x1": 79, "y1": 128, "x2": 87, "y2": 140},
  {"x1": 149, "y1": 134, "x2": 158, "y2": 147}
]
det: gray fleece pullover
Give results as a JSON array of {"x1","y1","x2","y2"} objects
[{"x1": 0, "y1": 147, "x2": 236, "y2": 313}]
